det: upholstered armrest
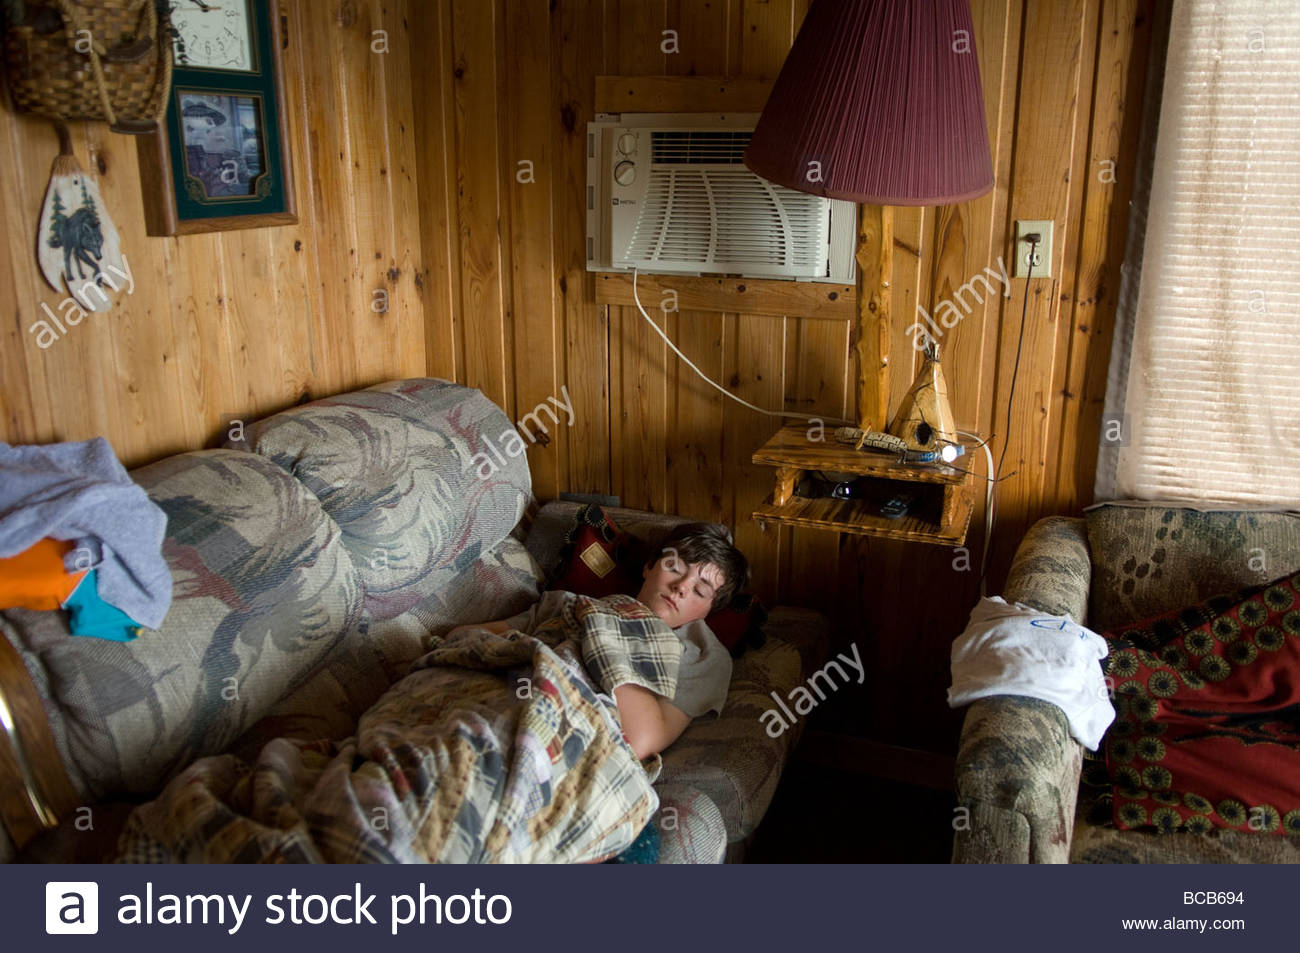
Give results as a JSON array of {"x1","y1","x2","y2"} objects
[
  {"x1": 1003, "y1": 516, "x2": 1091, "y2": 624},
  {"x1": 652, "y1": 782, "x2": 727, "y2": 864},
  {"x1": 951, "y1": 696, "x2": 1084, "y2": 863},
  {"x1": 951, "y1": 516, "x2": 1091, "y2": 863}
]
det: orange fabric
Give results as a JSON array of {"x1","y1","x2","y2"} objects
[{"x1": 0, "y1": 538, "x2": 89, "y2": 610}]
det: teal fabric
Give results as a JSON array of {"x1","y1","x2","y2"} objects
[
  {"x1": 63, "y1": 571, "x2": 141, "y2": 642},
  {"x1": 607, "y1": 819, "x2": 660, "y2": 864}
]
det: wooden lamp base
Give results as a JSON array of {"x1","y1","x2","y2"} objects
[{"x1": 886, "y1": 345, "x2": 958, "y2": 452}]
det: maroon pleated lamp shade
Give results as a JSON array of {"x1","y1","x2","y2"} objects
[{"x1": 744, "y1": 0, "x2": 994, "y2": 206}]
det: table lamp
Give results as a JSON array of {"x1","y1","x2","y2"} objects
[{"x1": 744, "y1": 0, "x2": 994, "y2": 450}]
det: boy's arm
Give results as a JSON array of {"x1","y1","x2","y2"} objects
[{"x1": 613, "y1": 684, "x2": 693, "y2": 759}]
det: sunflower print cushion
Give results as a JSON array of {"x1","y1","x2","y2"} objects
[{"x1": 1101, "y1": 569, "x2": 1300, "y2": 836}]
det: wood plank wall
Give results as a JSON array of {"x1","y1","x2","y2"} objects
[
  {"x1": 0, "y1": 0, "x2": 1155, "y2": 753},
  {"x1": 0, "y1": 0, "x2": 426, "y2": 466},
  {"x1": 410, "y1": 0, "x2": 1156, "y2": 752}
]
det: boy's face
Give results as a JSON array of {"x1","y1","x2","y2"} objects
[{"x1": 637, "y1": 550, "x2": 724, "y2": 629}]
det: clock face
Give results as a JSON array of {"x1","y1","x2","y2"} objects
[{"x1": 172, "y1": 0, "x2": 255, "y2": 71}]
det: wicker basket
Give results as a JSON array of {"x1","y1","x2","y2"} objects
[{"x1": 3, "y1": 0, "x2": 172, "y2": 133}]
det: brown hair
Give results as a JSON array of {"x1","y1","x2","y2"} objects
[{"x1": 651, "y1": 522, "x2": 749, "y2": 611}]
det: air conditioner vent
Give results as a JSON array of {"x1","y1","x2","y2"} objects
[
  {"x1": 625, "y1": 169, "x2": 828, "y2": 274},
  {"x1": 650, "y1": 130, "x2": 752, "y2": 165}
]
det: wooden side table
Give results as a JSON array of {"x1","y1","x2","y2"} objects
[{"x1": 751, "y1": 423, "x2": 975, "y2": 546}]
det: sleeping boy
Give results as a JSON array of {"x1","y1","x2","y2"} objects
[
  {"x1": 451, "y1": 521, "x2": 748, "y2": 760},
  {"x1": 100, "y1": 524, "x2": 748, "y2": 863}
]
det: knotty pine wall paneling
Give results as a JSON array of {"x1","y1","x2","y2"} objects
[
  {"x1": 0, "y1": 0, "x2": 426, "y2": 466},
  {"x1": 550, "y1": 0, "x2": 610, "y2": 500},
  {"x1": 410, "y1": 0, "x2": 1155, "y2": 752},
  {"x1": 0, "y1": 0, "x2": 1155, "y2": 755}
]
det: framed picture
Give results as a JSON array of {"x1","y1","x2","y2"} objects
[{"x1": 139, "y1": 0, "x2": 296, "y2": 235}]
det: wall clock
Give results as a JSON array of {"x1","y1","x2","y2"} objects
[
  {"x1": 171, "y1": 0, "x2": 256, "y2": 71},
  {"x1": 139, "y1": 0, "x2": 296, "y2": 234}
]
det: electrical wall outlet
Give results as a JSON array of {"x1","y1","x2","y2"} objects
[{"x1": 1014, "y1": 220, "x2": 1053, "y2": 278}]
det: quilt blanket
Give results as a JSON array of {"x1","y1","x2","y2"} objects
[{"x1": 113, "y1": 594, "x2": 681, "y2": 863}]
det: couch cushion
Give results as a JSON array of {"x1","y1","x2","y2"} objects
[
  {"x1": 1072, "y1": 767, "x2": 1300, "y2": 862},
  {"x1": 0, "y1": 450, "x2": 362, "y2": 800},
  {"x1": 368, "y1": 530, "x2": 545, "y2": 670},
  {"x1": 226, "y1": 378, "x2": 531, "y2": 621},
  {"x1": 1086, "y1": 504, "x2": 1300, "y2": 631},
  {"x1": 227, "y1": 533, "x2": 544, "y2": 759}
]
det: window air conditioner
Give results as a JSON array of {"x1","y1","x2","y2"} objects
[{"x1": 586, "y1": 113, "x2": 856, "y2": 283}]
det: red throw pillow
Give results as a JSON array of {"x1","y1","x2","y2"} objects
[
  {"x1": 549, "y1": 505, "x2": 766, "y2": 655},
  {"x1": 1101, "y1": 569, "x2": 1300, "y2": 835},
  {"x1": 549, "y1": 504, "x2": 640, "y2": 598}
]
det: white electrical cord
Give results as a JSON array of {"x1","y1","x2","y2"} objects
[
  {"x1": 632, "y1": 266, "x2": 995, "y2": 586},
  {"x1": 631, "y1": 268, "x2": 853, "y2": 425},
  {"x1": 956, "y1": 428, "x2": 996, "y2": 596}
]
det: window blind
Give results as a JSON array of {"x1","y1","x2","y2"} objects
[{"x1": 1102, "y1": 0, "x2": 1300, "y2": 505}]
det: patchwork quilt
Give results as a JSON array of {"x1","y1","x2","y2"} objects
[{"x1": 113, "y1": 594, "x2": 681, "y2": 863}]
